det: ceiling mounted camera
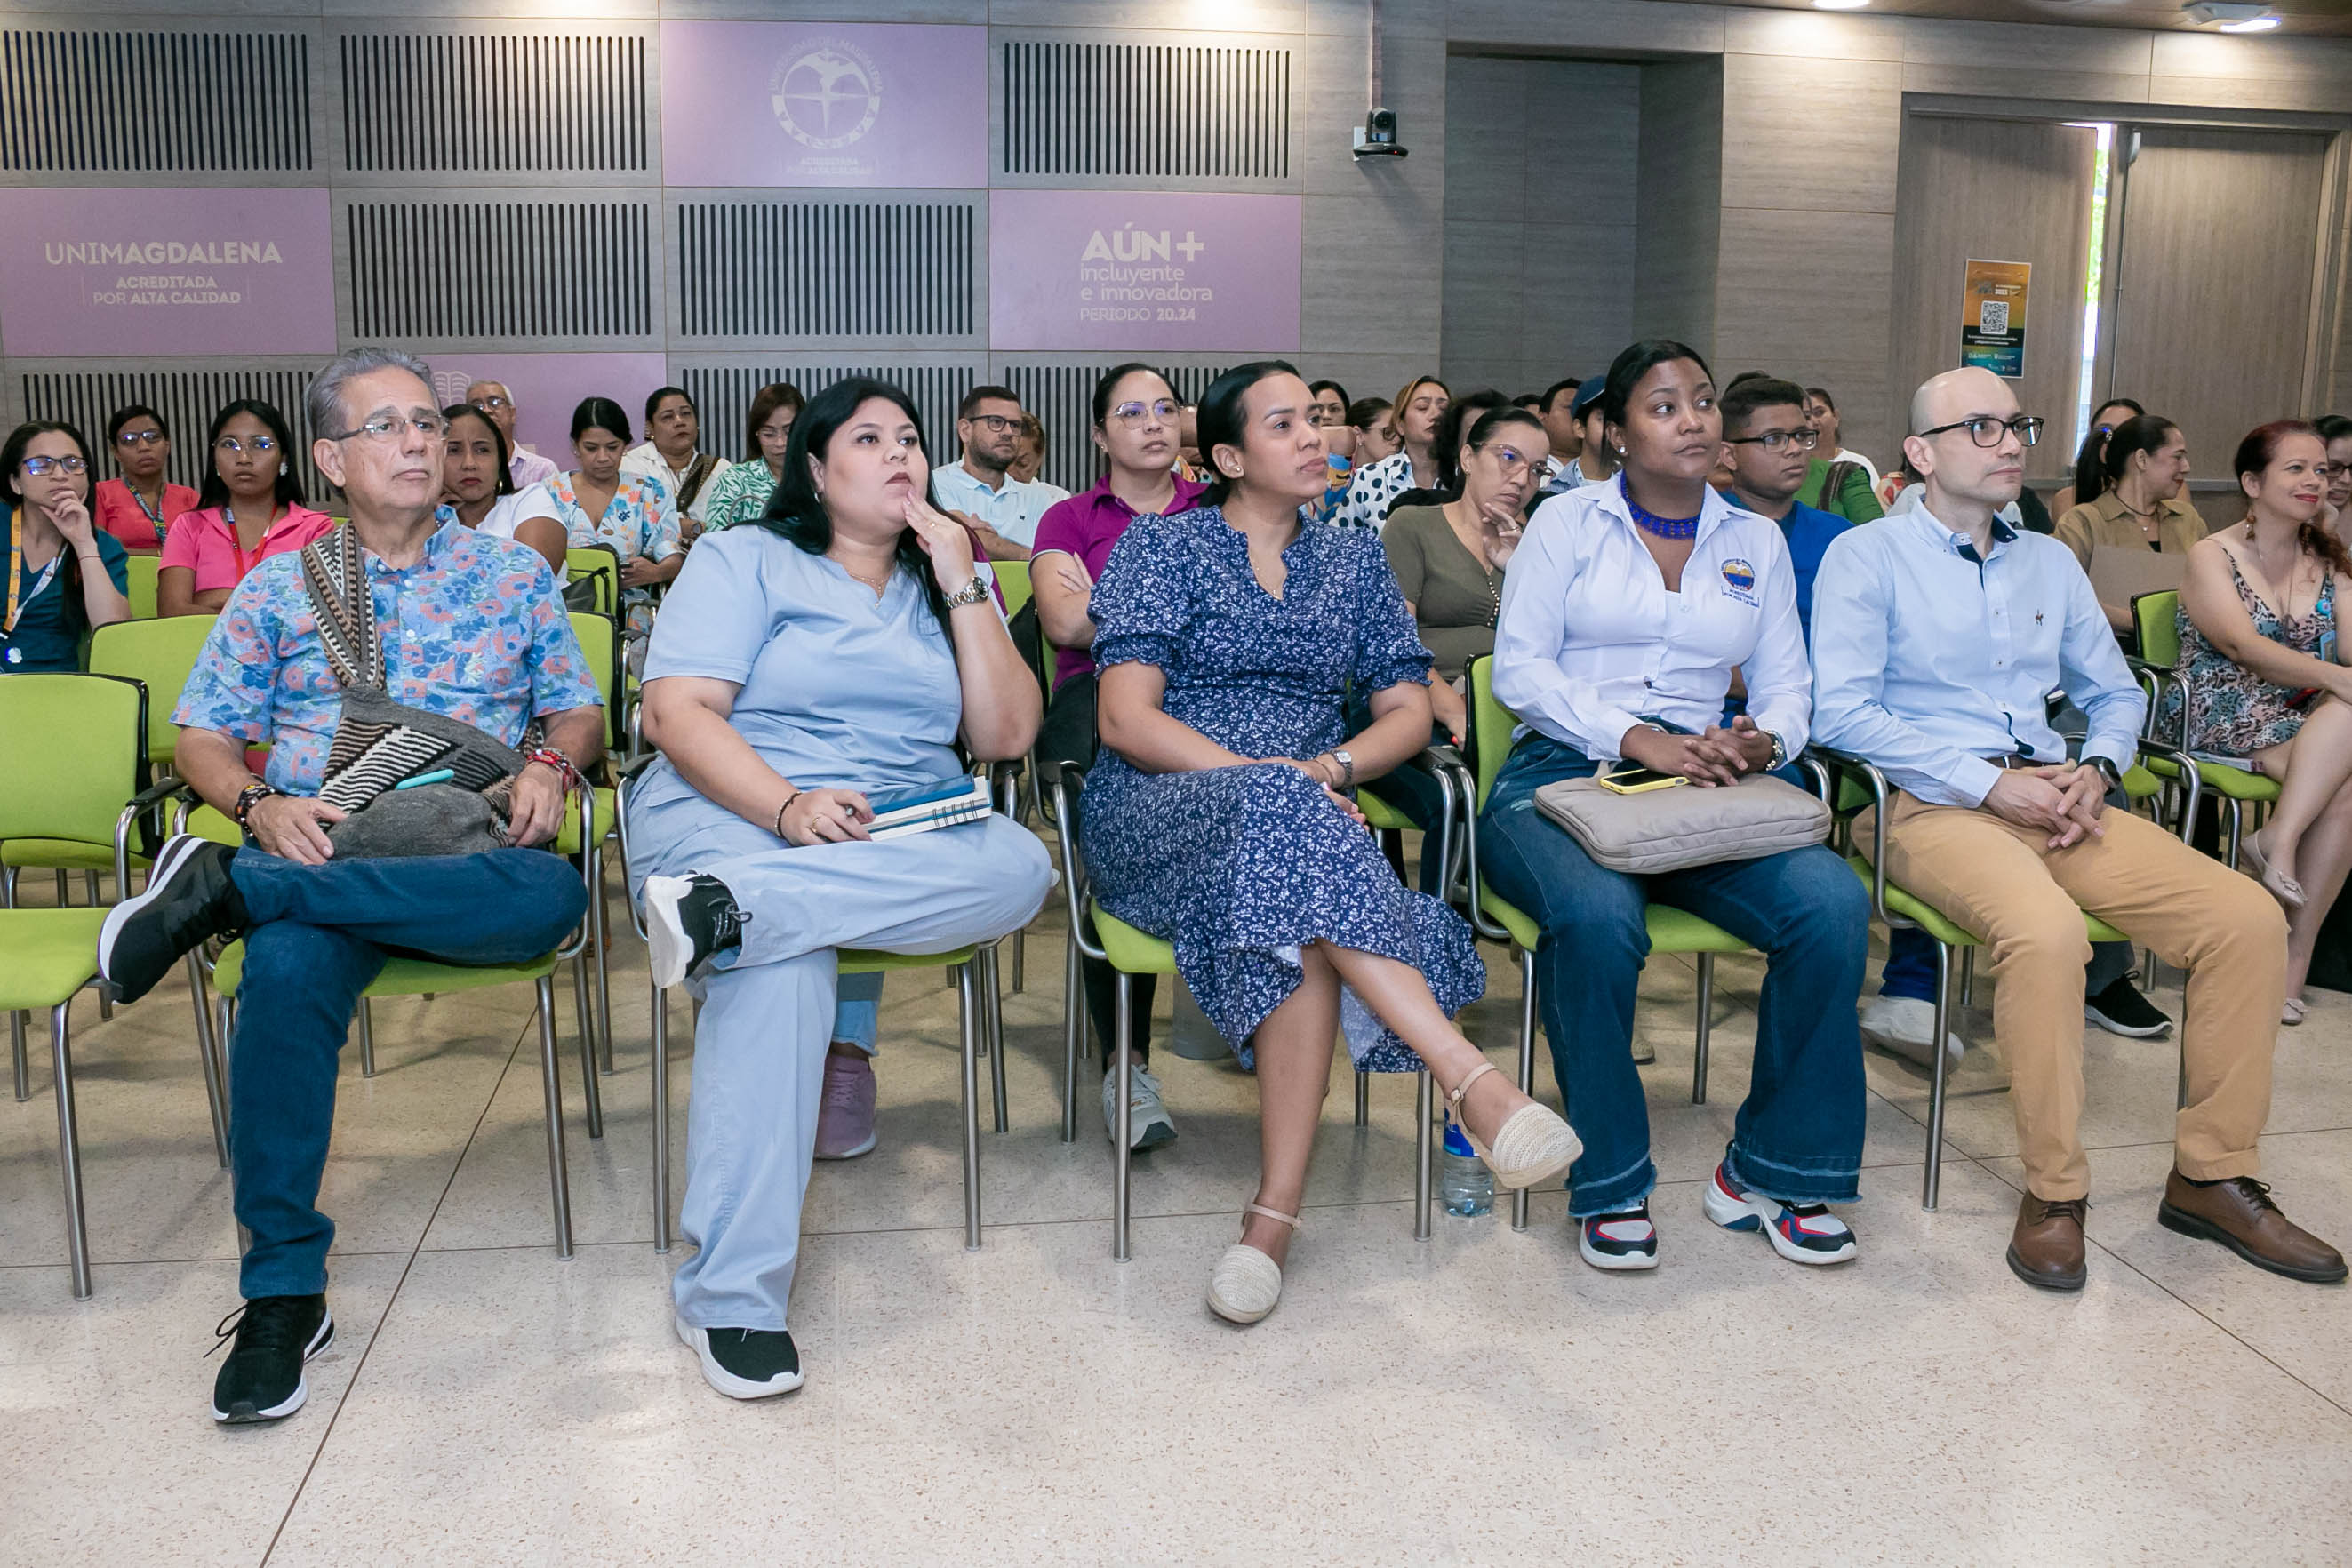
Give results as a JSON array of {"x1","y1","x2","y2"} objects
[{"x1": 1352, "y1": 107, "x2": 1408, "y2": 160}]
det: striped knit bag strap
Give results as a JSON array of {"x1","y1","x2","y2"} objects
[{"x1": 299, "y1": 523, "x2": 385, "y2": 693}]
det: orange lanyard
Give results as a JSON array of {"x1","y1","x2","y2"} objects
[
  {"x1": 4, "y1": 506, "x2": 65, "y2": 639},
  {"x1": 221, "y1": 504, "x2": 273, "y2": 579}
]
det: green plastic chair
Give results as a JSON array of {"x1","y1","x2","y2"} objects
[
  {"x1": 90, "y1": 615, "x2": 215, "y2": 770},
  {"x1": 1814, "y1": 733, "x2": 2199, "y2": 1210},
  {"x1": 1459, "y1": 656, "x2": 1759, "y2": 1231},
  {"x1": 183, "y1": 786, "x2": 605, "y2": 1257},
  {"x1": 564, "y1": 544, "x2": 620, "y2": 620},
  {"x1": 1046, "y1": 759, "x2": 1438, "y2": 1260},
  {"x1": 2132, "y1": 588, "x2": 2276, "y2": 867},
  {"x1": 556, "y1": 612, "x2": 620, "y2": 1076},
  {"x1": 993, "y1": 558, "x2": 1033, "y2": 621},
  {"x1": 0, "y1": 908, "x2": 109, "y2": 1297},
  {"x1": 612, "y1": 757, "x2": 1005, "y2": 1254},
  {"x1": 123, "y1": 553, "x2": 161, "y2": 620}
]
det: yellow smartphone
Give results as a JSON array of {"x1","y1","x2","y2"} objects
[{"x1": 1596, "y1": 765, "x2": 1690, "y2": 796}]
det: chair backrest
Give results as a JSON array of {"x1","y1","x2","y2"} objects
[
  {"x1": 565, "y1": 544, "x2": 620, "y2": 619},
  {"x1": 1467, "y1": 655, "x2": 1515, "y2": 811},
  {"x1": 0, "y1": 673, "x2": 145, "y2": 846},
  {"x1": 2134, "y1": 589, "x2": 2181, "y2": 669},
  {"x1": 567, "y1": 610, "x2": 621, "y2": 748},
  {"x1": 124, "y1": 553, "x2": 161, "y2": 620},
  {"x1": 994, "y1": 558, "x2": 1033, "y2": 620},
  {"x1": 89, "y1": 617, "x2": 213, "y2": 767}
]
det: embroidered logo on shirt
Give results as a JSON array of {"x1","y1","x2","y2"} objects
[{"x1": 1721, "y1": 558, "x2": 1756, "y2": 592}]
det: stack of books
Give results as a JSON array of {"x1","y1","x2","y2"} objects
[{"x1": 862, "y1": 776, "x2": 996, "y2": 840}]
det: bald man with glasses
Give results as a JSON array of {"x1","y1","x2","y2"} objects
[
  {"x1": 464, "y1": 379, "x2": 558, "y2": 491},
  {"x1": 1811, "y1": 365, "x2": 2342, "y2": 1293}
]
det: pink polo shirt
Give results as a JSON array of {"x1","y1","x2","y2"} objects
[
  {"x1": 159, "y1": 504, "x2": 336, "y2": 596},
  {"x1": 1030, "y1": 473, "x2": 1206, "y2": 688}
]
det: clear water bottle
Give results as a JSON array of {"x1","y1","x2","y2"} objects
[{"x1": 1439, "y1": 1114, "x2": 1493, "y2": 1217}]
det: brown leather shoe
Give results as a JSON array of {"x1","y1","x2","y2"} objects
[
  {"x1": 2157, "y1": 1172, "x2": 2348, "y2": 1284},
  {"x1": 2008, "y1": 1193, "x2": 2089, "y2": 1291}
]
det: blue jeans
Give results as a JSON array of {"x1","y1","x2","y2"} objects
[
  {"x1": 228, "y1": 847, "x2": 588, "y2": 1299},
  {"x1": 1476, "y1": 733, "x2": 1869, "y2": 1216}
]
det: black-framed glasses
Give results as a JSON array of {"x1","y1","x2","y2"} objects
[
  {"x1": 215, "y1": 435, "x2": 278, "y2": 454},
  {"x1": 20, "y1": 454, "x2": 88, "y2": 476},
  {"x1": 1109, "y1": 399, "x2": 1179, "y2": 427},
  {"x1": 115, "y1": 429, "x2": 166, "y2": 448},
  {"x1": 1916, "y1": 415, "x2": 2044, "y2": 449},
  {"x1": 965, "y1": 413, "x2": 1020, "y2": 433},
  {"x1": 1724, "y1": 428, "x2": 1820, "y2": 453}
]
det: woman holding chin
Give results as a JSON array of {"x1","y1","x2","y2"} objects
[
  {"x1": 627, "y1": 376, "x2": 1052, "y2": 1402},
  {"x1": 1081, "y1": 360, "x2": 1577, "y2": 1327},
  {"x1": 2, "y1": 420, "x2": 130, "y2": 672},
  {"x1": 1476, "y1": 339, "x2": 1868, "y2": 1277}
]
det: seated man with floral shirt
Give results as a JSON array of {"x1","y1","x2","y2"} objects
[{"x1": 96, "y1": 347, "x2": 605, "y2": 1428}]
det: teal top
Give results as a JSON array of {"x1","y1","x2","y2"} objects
[{"x1": 2, "y1": 510, "x2": 127, "y2": 673}]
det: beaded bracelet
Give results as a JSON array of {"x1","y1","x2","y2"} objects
[{"x1": 773, "y1": 789, "x2": 801, "y2": 839}]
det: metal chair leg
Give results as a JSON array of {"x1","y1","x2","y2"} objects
[
  {"x1": 572, "y1": 968, "x2": 604, "y2": 1141},
  {"x1": 981, "y1": 948, "x2": 1008, "y2": 1134},
  {"x1": 1924, "y1": 942, "x2": 1954, "y2": 1211},
  {"x1": 1011, "y1": 926, "x2": 1025, "y2": 996},
  {"x1": 187, "y1": 953, "x2": 228, "y2": 1169},
  {"x1": 652, "y1": 979, "x2": 672, "y2": 1253},
  {"x1": 1060, "y1": 929, "x2": 1083, "y2": 1144},
  {"x1": 356, "y1": 998, "x2": 378, "y2": 1077},
  {"x1": 572, "y1": 958, "x2": 593, "y2": 1076},
  {"x1": 1414, "y1": 1069, "x2": 1434, "y2": 1240},
  {"x1": 1353, "y1": 1068, "x2": 1369, "y2": 1127},
  {"x1": 534, "y1": 975, "x2": 574, "y2": 1259},
  {"x1": 2223, "y1": 797, "x2": 2244, "y2": 868},
  {"x1": 1691, "y1": 953, "x2": 1714, "y2": 1107},
  {"x1": 1113, "y1": 973, "x2": 1134, "y2": 1260},
  {"x1": 10, "y1": 1010, "x2": 27, "y2": 1102},
  {"x1": 88, "y1": 870, "x2": 112, "y2": 1021},
  {"x1": 1510, "y1": 947, "x2": 1537, "y2": 1233},
  {"x1": 590, "y1": 845, "x2": 614, "y2": 1075},
  {"x1": 958, "y1": 961, "x2": 983, "y2": 1251},
  {"x1": 1958, "y1": 947, "x2": 1976, "y2": 1007},
  {"x1": 2177, "y1": 1033, "x2": 2190, "y2": 1112},
  {"x1": 52, "y1": 1000, "x2": 92, "y2": 1299}
]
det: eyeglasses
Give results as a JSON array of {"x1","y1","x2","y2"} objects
[
  {"x1": 331, "y1": 413, "x2": 450, "y2": 443},
  {"x1": 474, "y1": 395, "x2": 513, "y2": 411},
  {"x1": 1109, "y1": 399, "x2": 1179, "y2": 427},
  {"x1": 1486, "y1": 445, "x2": 1543, "y2": 476},
  {"x1": 115, "y1": 429, "x2": 165, "y2": 448},
  {"x1": 1724, "y1": 428, "x2": 1820, "y2": 453},
  {"x1": 964, "y1": 413, "x2": 1020, "y2": 434},
  {"x1": 1915, "y1": 415, "x2": 2044, "y2": 449},
  {"x1": 20, "y1": 454, "x2": 88, "y2": 476},
  {"x1": 215, "y1": 435, "x2": 280, "y2": 454}
]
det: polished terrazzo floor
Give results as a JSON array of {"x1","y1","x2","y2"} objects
[{"x1": 4, "y1": 846, "x2": 2351, "y2": 1566}]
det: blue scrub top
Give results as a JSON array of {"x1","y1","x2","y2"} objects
[
  {"x1": 629, "y1": 525, "x2": 970, "y2": 815},
  {"x1": 1, "y1": 510, "x2": 127, "y2": 673}
]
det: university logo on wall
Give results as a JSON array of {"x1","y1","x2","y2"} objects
[{"x1": 770, "y1": 41, "x2": 884, "y2": 151}]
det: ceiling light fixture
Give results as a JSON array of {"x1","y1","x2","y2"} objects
[
  {"x1": 2183, "y1": 2, "x2": 2280, "y2": 28},
  {"x1": 1812, "y1": 0, "x2": 1872, "y2": 10}
]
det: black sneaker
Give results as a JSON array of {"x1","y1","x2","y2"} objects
[
  {"x1": 2085, "y1": 976, "x2": 2172, "y2": 1039},
  {"x1": 1579, "y1": 1203, "x2": 1660, "y2": 1271},
  {"x1": 210, "y1": 1293, "x2": 333, "y2": 1425},
  {"x1": 676, "y1": 1318, "x2": 803, "y2": 1399},
  {"x1": 642, "y1": 873, "x2": 749, "y2": 988},
  {"x1": 99, "y1": 836, "x2": 248, "y2": 1004}
]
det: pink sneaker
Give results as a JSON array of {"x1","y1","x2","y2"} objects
[{"x1": 814, "y1": 1052, "x2": 877, "y2": 1160}]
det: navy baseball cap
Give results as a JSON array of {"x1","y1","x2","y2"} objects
[{"x1": 1570, "y1": 376, "x2": 1608, "y2": 418}]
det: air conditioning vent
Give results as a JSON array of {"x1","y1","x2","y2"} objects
[
  {"x1": 346, "y1": 200, "x2": 653, "y2": 340},
  {"x1": 339, "y1": 32, "x2": 647, "y2": 173},
  {"x1": 19, "y1": 367, "x2": 332, "y2": 501},
  {"x1": 1001, "y1": 42, "x2": 1289, "y2": 180},
  {"x1": 676, "y1": 201, "x2": 978, "y2": 341},
  {"x1": 0, "y1": 29, "x2": 312, "y2": 172}
]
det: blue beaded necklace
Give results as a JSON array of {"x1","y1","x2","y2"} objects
[{"x1": 1620, "y1": 474, "x2": 1700, "y2": 540}]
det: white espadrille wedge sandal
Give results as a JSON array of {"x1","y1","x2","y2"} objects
[
  {"x1": 1447, "y1": 1060, "x2": 1580, "y2": 1191},
  {"x1": 1207, "y1": 1203, "x2": 1300, "y2": 1325}
]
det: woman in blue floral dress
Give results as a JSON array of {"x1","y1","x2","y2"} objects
[{"x1": 1083, "y1": 362, "x2": 1578, "y2": 1325}]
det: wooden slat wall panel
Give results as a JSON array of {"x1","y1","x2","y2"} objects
[
  {"x1": 340, "y1": 33, "x2": 646, "y2": 173},
  {"x1": 677, "y1": 203, "x2": 976, "y2": 340},
  {"x1": 0, "y1": 30, "x2": 312, "y2": 172},
  {"x1": 1002, "y1": 43, "x2": 1288, "y2": 180}
]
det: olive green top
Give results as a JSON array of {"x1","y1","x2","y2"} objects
[
  {"x1": 1380, "y1": 504, "x2": 1502, "y2": 681},
  {"x1": 2052, "y1": 488, "x2": 2209, "y2": 569}
]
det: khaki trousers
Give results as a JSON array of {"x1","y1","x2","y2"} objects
[{"x1": 1864, "y1": 794, "x2": 2285, "y2": 1199}]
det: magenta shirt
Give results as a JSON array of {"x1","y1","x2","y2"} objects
[
  {"x1": 1031, "y1": 473, "x2": 1207, "y2": 687},
  {"x1": 159, "y1": 504, "x2": 336, "y2": 596}
]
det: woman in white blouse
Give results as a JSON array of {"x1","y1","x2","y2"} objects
[
  {"x1": 440, "y1": 403, "x2": 565, "y2": 572},
  {"x1": 1476, "y1": 339, "x2": 1868, "y2": 1276}
]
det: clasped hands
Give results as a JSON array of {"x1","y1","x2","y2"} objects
[
  {"x1": 1983, "y1": 763, "x2": 2109, "y2": 850},
  {"x1": 1619, "y1": 716, "x2": 1775, "y2": 788},
  {"x1": 1266, "y1": 753, "x2": 1366, "y2": 826}
]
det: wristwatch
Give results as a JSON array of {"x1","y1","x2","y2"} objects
[
  {"x1": 1329, "y1": 748, "x2": 1356, "y2": 788},
  {"x1": 1765, "y1": 732, "x2": 1788, "y2": 771},
  {"x1": 2086, "y1": 755, "x2": 2124, "y2": 791},
  {"x1": 942, "y1": 573, "x2": 991, "y2": 611}
]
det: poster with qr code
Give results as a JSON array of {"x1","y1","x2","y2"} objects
[{"x1": 1960, "y1": 258, "x2": 2029, "y2": 379}]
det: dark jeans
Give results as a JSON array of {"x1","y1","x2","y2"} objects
[
  {"x1": 1038, "y1": 672, "x2": 1155, "y2": 1068},
  {"x1": 1877, "y1": 778, "x2": 2137, "y2": 1002},
  {"x1": 1476, "y1": 733, "x2": 1868, "y2": 1216},
  {"x1": 1363, "y1": 756, "x2": 1450, "y2": 892},
  {"x1": 228, "y1": 847, "x2": 588, "y2": 1299}
]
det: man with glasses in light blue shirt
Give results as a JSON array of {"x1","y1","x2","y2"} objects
[
  {"x1": 931, "y1": 385, "x2": 1067, "y2": 561},
  {"x1": 1812, "y1": 364, "x2": 2341, "y2": 1295}
]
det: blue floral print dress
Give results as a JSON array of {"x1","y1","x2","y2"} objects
[
  {"x1": 1078, "y1": 505, "x2": 1484, "y2": 1071},
  {"x1": 2167, "y1": 552, "x2": 2336, "y2": 755}
]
